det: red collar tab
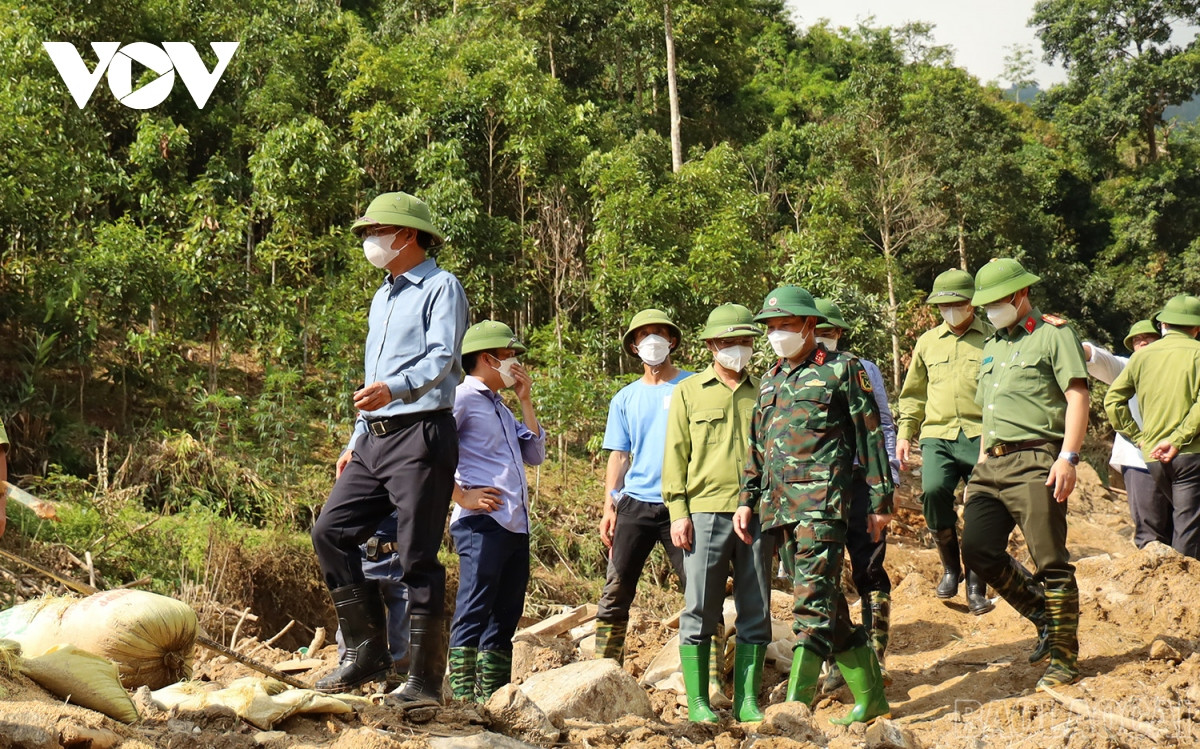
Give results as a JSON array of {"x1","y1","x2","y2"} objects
[
  {"x1": 813, "y1": 348, "x2": 827, "y2": 366},
  {"x1": 1023, "y1": 315, "x2": 1037, "y2": 334},
  {"x1": 1041, "y1": 313, "x2": 1067, "y2": 327}
]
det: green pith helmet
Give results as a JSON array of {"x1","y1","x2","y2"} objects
[
  {"x1": 1153, "y1": 294, "x2": 1200, "y2": 328},
  {"x1": 926, "y1": 269, "x2": 975, "y2": 304},
  {"x1": 971, "y1": 258, "x2": 1041, "y2": 306},
  {"x1": 622, "y1": 308, "x2": 682, "y2": 356},
  {"x1": 1122, "y1": 319, "x2": 1160, "y2": 351},
  {"x1": 754, "y1": 286, "x2": 826, "y2": 323},
  {"x1": 700, "y1": 304, "x2": 762, "y2": 340},
  {"x1": 462, "y1": 320, "x2": 526, "y2": 355},
  {"x1": 813, "y1": 298, "x2": 849, "y2": 331},
  {"x1": 351, "y1": 191, "x2": 445, "y2": 246}
]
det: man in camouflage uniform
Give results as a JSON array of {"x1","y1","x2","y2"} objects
[
  {"x1": 734, "y1": 286, "x2": 894, "y2": 726},
  {"x1": 960, "y1": 258, "x2": 1089, "y2": 691}
]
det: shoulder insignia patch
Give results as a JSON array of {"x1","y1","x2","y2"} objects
[
  {"x1": 857, "y1": 368, "x2": 873, "y2": 392},
  {"x1": 1042, "y1": 313, "x2": 1067, "y2": 327},
  {"x1": 814, "y1": 348, "x2": 827, "y2": 366}
]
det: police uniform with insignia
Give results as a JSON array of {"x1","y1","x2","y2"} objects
[
  {"x1": 960, "y1": 258, "x2": 1088, "y2": 692},
  {"x1": 737, "y1": 286, "x2": 892, "y2": 726}
]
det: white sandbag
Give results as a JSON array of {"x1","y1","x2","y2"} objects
[
  {"x1": 0, "y1": 590, "x2": 196, "y2": 689},
  {"x1": 151, "y1": 677, "x2": 356, "y2": 730},
  {"x1": 22, "y1": 644, "x2": 140, "y2": 723}
]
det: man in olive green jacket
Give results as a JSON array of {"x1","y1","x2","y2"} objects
[
  {"x1": 897, "y1": 269, "x2": 994, "y2": 613},
  {"x1": 663, "y1": 304, "x2": 770, "y2": 724},
  {"x1": 1105, "y1": 294, "x2": 1200, "y2": 560}
]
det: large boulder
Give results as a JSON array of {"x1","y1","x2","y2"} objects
[{"x1": 518, "y1": 659, "x2": 656, "y2": 725}]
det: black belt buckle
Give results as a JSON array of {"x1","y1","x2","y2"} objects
[{"x1": 368, "y1": 419, "x2": 388, "y2": 437}]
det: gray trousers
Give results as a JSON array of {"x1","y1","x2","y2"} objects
[{"x1": 679, "y1": 512, "x2": 772, "y2": 645}]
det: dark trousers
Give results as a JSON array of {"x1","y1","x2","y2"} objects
[
  {"x1": 919, "y1": 432, "x2": 981, "y2": 532},
  {"x1": 449, "y1": 514, "x2": 530, "y2": 651},
  {"x1": 1123, "y1": 466, "x2": 1171, "y2": 549},
  {"x1": 311, "y1": 411, "x2": 458, "y2": 617},
  {"x1": 961, "y1": 445, "x2": 1075, "y2": 590},
  {"x1": 597, "y1": 499, "x2": 685, "y2": 623},
  {"x1": 847, "y1": 472, "x2": 890, "y2": 598},
  {"x1": 1147, "y1": 453, "x2": 1200, "y2": 559}
]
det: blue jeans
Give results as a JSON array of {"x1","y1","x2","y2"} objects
[{"x1": 449, "y1": 514, "x2": 530, "y2": 651}]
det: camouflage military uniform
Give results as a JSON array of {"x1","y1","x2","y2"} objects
[{"x1": 740, "y1": 346, "x2": 895, "y2": 657}]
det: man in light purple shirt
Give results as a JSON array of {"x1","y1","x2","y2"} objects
[{"x1": 447, "y1": 320, "x2": 546, "y2": 703}]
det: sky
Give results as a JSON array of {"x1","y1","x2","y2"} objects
[{"x1": 786, "y1": 1, "x2": 1067, "y2": 87}]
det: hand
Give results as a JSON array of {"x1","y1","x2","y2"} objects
[
  {"x1": 353, "y1": 381, "x2": 393, "y2": 412},
  {"x1": 336, "y1": 450, "x2": 353, "y2": 479},
  {"x1": 896, "y1": 439, "x2": 911, "y2": 470},
  {"x1": 1151, "y1": 440, "x2": 1179, "y2": 463},
  {"x1": 1045, "y1": 459, "x2": 1077, "y2": 502},
  {"x1": 733, "y1": 507, "x2": 754, "y2": 545},
  {"x1": 461, "y1": 487, "x2": 502, "y2": 512},
  {"x1": 867, "y1": 513, "x2": 891, "y2": 543},
  {"x1": 599, "y1": 509, "x2": 617, "y2": 549},
  {"x1": 670, "y1": 518, "x2": 694, "y2": 552},
  {"x1": 511, "y1": 363, "x2": 533, "y2": 401}
]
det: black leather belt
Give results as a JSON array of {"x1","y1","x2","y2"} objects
[
  {"x1": 364, "y1": 537, "x2": 397, "y2": 561},
  {"x1": 987, "y1": 439, "x2": 1053, "y2": 458},
  {"x1": 366, "y1": 409, "x2": 449, "y2": 437}
]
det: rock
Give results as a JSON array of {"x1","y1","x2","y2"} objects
[
  {"x1": 328, "y1": 727, "x2": 407, "y2": 749},
  {"x1": 1150, "y1": 639, "x2": 1182, "y2": 661},
  {"x1": 640, "y1": 633, "x2": 681, "y2": 686},
  {"x1": 1141, "y1": 541, "x2": 1179, "y2": 562},
  {"x1": 755, "y1": 701, "x2": 824, "y2": 743},
  {"x1": 0, "y1": 722, "x2": 56, "y2": 749},
  {"x1": 512, "y1": 636, "x2": 573, "y2": 683},
  {"x1": 865, "y1": 718, "x2": 923, "y2": 749},
  {"x1": 57, "y1": 723, "x2": 122, "y2": 749},
  {"x1": 430, "y1": 733, "x2": 540, "y2": 749},
  {"x1": 519, "y1": 659, "x2": 656, "y2": 725},
  {"x1": 577, "y1": 634, "x2": 596, "y2": 659},
  {"x1": 485, "y1": 683, "x2": 561, "y2": 746},
  {"x1": 253, "y1": 731, "x2": 288, "y2": 746}
]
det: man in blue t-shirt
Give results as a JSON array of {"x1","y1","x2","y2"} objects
[{"x1": 595, "y1": 308, "x2": 692, "y2": 664}]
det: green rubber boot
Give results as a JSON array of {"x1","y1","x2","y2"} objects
[
  {"x1": 447, "y1": 646, "x2": 478, "y2": 701},
  {"x1": 679, "y1": 642, "x2": 719, "y2": 723},
  {"x1": 830, "y1": 644, "x2": 890, "y2": 726},
  {"x1": 732, "y1": 642, "x2": 767, "y2": 722},
  {"x1": 785, "y1": 644, "x2": 825, "y2": 706},
  {"x1": 1036, "y1": 586, "x2": 1080, "y2": 691},
  {"x1": 476, "y1": 649, "x2": 513, "y2": 703},
  {"x1": 594, "y1": 620, "x2": 627, "y2": 665}
]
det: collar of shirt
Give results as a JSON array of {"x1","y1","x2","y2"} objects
[
  {"x1": 937, "y1": 314, "x2": 989, "y2": 339},
  {"x1": 695, "y1": 364, "x2": 754, "y2": 390},
  {"x1": 996, "y1": 307, "x2": 1044, "y2": 341},
  {"x1": 1163, "y1": 329, "x2": 1193, "y2": 341},
  {"x1": 385, "y1": 257, "x2": 438, "y2": 288},
  {"x1": 463, "y1": 374, "x2": 500, "y2": 400}
]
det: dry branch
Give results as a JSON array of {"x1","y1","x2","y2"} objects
[{"x1": 1041, "y1": 685, "x2": 1172, "y2": 745}]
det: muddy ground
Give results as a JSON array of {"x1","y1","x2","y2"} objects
[{"x1": 2, "y1": 460, "x2": 1200, "y2": 748}]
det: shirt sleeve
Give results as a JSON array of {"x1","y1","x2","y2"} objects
[
  {"x1": 385, "y1": 277, "x2": 469, "y2": 404},
  {"x1": 347, "y1": 413, "x2": 367, "y2": 453},
  {"x1": 516, "y1": 418, "x2": 547, "y2": 466},
  {"x1": 1085, "y1": 343, "x2": 1126, "y2": 386},
  {"x1": 863, "y1": 360, "x2": 900, "y2": 483},
  {"x1": 1104, "y1": 364, "x2": 1143, "y2": 445},
  {"x1": 661, "y1": 385, "x2": 692, "y2": 522},
  {"x1": 602, "y1": 388, "x2": 632, "y2": 453},
  {"x1": 739, "y1": 400, "x2": 765, "y2": 511},
  {"x1": 896, "y1": 337, "x2": 928, "y2": 442},
  {"x1": 848, "y1": 359, "x2": 895, "y2": 514},
  {"x1": 1052, "y1": 325, "x2": 1090, "y2": 393}
]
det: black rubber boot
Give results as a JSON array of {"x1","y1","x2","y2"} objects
[
  {"x1": 965, "y1": 570, "x2": 995, "y2": 615},
  {"x1": 315, "y1": 580, "x2": 393, "y2": 693},
  {"x1": 386, "y1": 615, "x2": 448, "y2": 708},
  {"x1": 933, "y1": 527, "x2": 963, "y2": 599}
]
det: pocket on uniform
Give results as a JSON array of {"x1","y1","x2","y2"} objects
[
  {"x1": 383, "y1": 314, "x2": 428, "y2": 366},
  {"x1": 689, "y1": 408, "x2": 726, "y2": 445}
]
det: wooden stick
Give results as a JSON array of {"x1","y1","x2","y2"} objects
[
  {"x1": 1040, "y1": 686, "x2": 1170, "y2": 745},
  {"x1": 229, "y1": 607, "x2": 251, "y2": 650},
  {"x1": 118, "y1": 576, "x2": 152, "y2": 589},
  {"x1": 262, "y1": 620, "x2": 296, "y2": 648},
  {"x1": 307, "y1": 626, "x2": 326, "y2": 655},
  {"x1": 84, "y1": 551, "x2": 96, "y2": 589}
]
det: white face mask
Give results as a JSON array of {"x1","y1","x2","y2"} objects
[
  {"x1": 815, "y1": 335, "x2": 838, "y2": 352},
  {"x1": 635, "y1": 334, "x2": 670, "y2": 366},
  {"x1": 940, "y1": 305, "x2": 973, "y2": 328},
  {"x1": 986, "y1": 301, "x2": 1019, "y2": 329},
  {"x1": 363, "y1": 232, "x2": 400, "y2": 269},
  {"x1": 492, "y1": 356, "x2": 519, "y2": 388},
  {"x1": 767, "y1": 328, "x2": 808, "y2": 358},
  {"x1": 714, "y1": 344, "x2": 753, "y2": 373}
]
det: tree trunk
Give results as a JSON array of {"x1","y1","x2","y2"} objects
[
  {"x1": 664, "y1": 0, "x2": 682, "y2": 173},
  {"x1": 957, "y1": 216, "x2": 968, "y2": 270}
]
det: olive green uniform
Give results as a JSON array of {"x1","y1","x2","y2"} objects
[{"x1": 897, "y1": 316, "x2": 992, "y2": 531}]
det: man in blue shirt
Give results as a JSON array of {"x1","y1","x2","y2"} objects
[
  {"x1": 311, "y1": 192, "x2": 468, "y2": 708},
  {"x1": 446, "y1": 320, "x2": 545, "y2": 702},
  {"x1": 595, "y1": 308, "x2": 691, "y2": 664}
]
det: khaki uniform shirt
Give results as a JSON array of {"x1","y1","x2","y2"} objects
[
  {"x1": 662, "y1": 366, "x2": 759, "y2": 521},
  {"x1": 976, "y1": 309, "x2": 1088, "y2": 449},
  {"x1": 897, "y1": 316, "x2": 992, "y2": 441},
  {"x1": 1104, "y1": 330, "x2": 1200, "y2": 461}
]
